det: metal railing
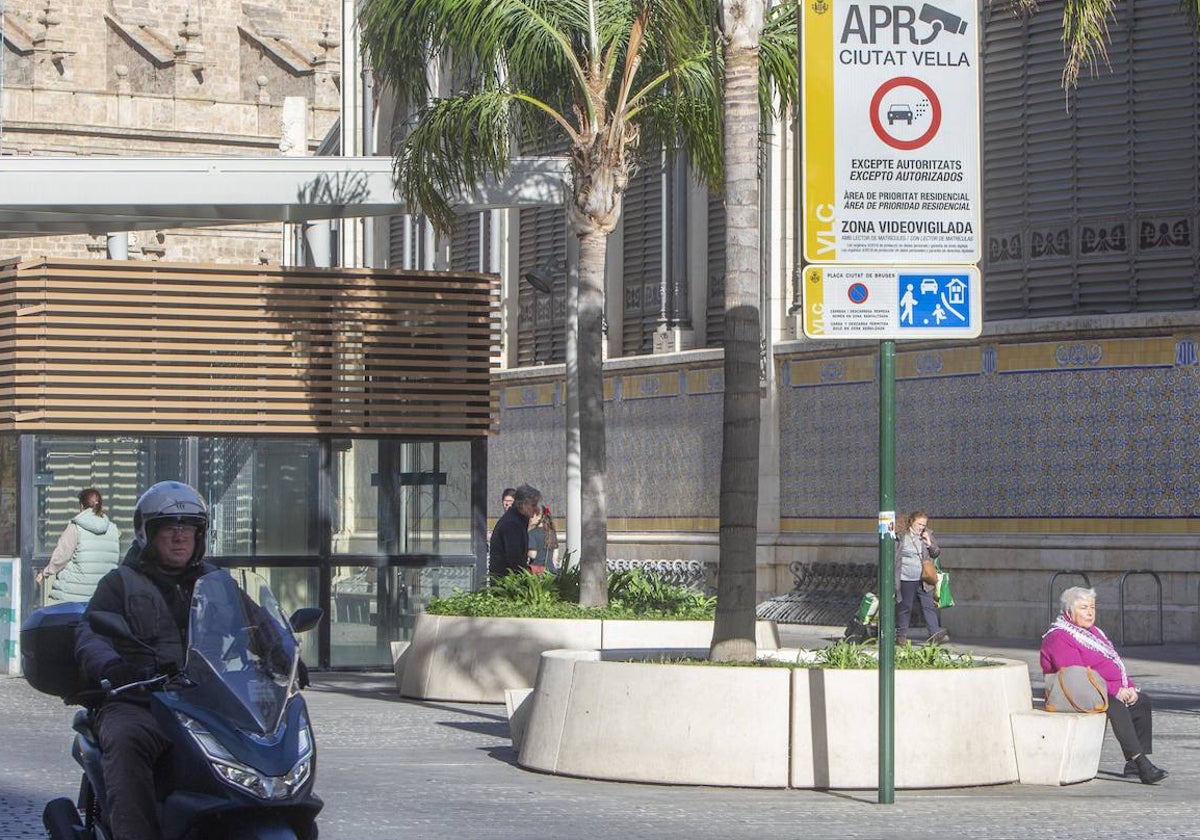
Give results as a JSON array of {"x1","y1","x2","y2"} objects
[
  {"x1": 606, "y1": 558, "x2": 710, "y2": 592},
  {"x1": 1117, "y1": 569, "x2": 1164, "y2": 646}
]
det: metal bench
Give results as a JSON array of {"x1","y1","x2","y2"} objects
[{"x1": 756, "y1": 561, "x2": 878, "y2": 625}]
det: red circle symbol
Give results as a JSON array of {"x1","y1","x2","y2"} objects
[
  {"x1": 847, "y1": 283, "x2": 869, "y2": 304},
  {"x1": 869, "y1": 76, "x2": 941, "y2": 151}
]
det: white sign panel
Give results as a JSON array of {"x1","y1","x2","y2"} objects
[
  {"x1": 803, "y1": 265, "x2": 982, "y2": 339},
  {"x1": 802, "y1": 0, "x2": 982, "y2": 264}
]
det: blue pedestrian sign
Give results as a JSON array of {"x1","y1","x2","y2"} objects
[
  {"x1": 897, "y1": 272, "x2": 972, "y2": 331},
  {"x1": 803, "y1": 265, "x2": 982, "y2": 340}
]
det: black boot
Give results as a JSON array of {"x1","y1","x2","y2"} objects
[
  {"x1": 1134, "y1": 754, "x2": 1167, "y2": 785},
  {"x1": 1123, "y1": 759, "x2": 1138, "y2": 777}
]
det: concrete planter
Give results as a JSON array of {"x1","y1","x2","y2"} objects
[
  {"x1": 789, "y1": 659, "x2": 1031, "y2": 788},
  {"x1": 518, "y1": 648, "x2": 1035, "y2": 789},
  {"x1": 519, "y1": 649, "x2": 792, "y2": 786},
  {"x1": 397, "y1": 612, "x2": 780, "y2": 703}
]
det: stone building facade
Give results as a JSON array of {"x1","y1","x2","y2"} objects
[{"x1": 0, "y1": 0, "x2": 341, "y2": 263}]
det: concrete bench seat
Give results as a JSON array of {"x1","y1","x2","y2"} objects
[{"x1": 1010, "y1": 709, "x2": 1106, "y2": 785}]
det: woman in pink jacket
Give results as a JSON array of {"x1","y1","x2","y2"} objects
[{"x1": 1040, "y1": 586, "x2": 1167, "y2": 784}]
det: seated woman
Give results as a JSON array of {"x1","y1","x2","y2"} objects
[{"x1": 1040, "y1": 586, "x2": 1167, "y2": 784}]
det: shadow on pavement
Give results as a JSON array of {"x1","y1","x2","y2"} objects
[{"x1": 438, "y1": 718, "x2": 510, "y2": 738}]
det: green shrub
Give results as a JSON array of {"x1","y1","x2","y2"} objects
[
  {"x1": 808, "y1": 639, "x2": 879, "y2": 669},
  {"x1": 608, "y1": 568, "x2": 715, "y2": 617},
  {"x1": 797, "y1": 638, "x2": 986, "y2": 670},
  {"x1": 658, "y1": 639, "x2": 990, "y2": 669},
  {"x1": 425, "y1": 566, "x2": 715, "y2": 620}
]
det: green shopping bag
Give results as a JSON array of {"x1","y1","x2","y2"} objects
[{"x1": 934, "y1": 558, "x2": 955, "y2": 609}]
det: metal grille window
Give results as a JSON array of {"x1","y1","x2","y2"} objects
[
  {"x1": 517, "y1": 206, "x2": 567, "y2": 366},
  {"x1": 450, "y1": 212, "x2": 493, "y2": 274},
  {"x1": 981, "y1": 0, "x2": 1200, "y2": 320},
  {"x1": 387, "y1": 214, "x2": 428, "y2": 270},
  {"x1": 705, "y1": 189, "x2": 727, "y2": 347},
  {"x1": 621, "y1": 162, "x2": 665, "y2": 356},
  {"x1": 386, "y1": 93, "x2": 433, "y2": 272}
]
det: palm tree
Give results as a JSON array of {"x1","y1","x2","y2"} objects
[
  {"x1": 708, "y1": 0, "x2": 796, "y2": 662},
  {"x1": 360, "y1": 0, "x2": 724, "y2": 606}
]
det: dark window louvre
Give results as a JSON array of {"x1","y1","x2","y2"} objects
[{"x1": 621, "y1": 163, "x2": 664, "y2": 357}]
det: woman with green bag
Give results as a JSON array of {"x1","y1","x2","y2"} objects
[
  {"x1": 934, "y1": 557, "x2": 954, "y2": 609},
  {"x1": 892, "y1": 510, "x2": 949, "y2": 646}
]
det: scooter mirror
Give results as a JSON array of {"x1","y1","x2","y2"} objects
[{"x1": 289, "y1": 607, "x2": 323, "y2": 634}]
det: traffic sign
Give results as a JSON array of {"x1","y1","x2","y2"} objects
[
  {"x1": 802, "y1": 265, "x2": 982, "y2": 339},
  {"x1": 802, "y1": 0, "x2": 982, "y2": 265}
]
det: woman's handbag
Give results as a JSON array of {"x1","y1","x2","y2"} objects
[
  {"x1": 1044, "y1": 665, "x2": 1109, "y2": 713},
  {"x1": 920, "y1": 557, "x2": 938, "y2": 586}
]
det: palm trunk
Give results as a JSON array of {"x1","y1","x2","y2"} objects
[
  {"x1": 577, "y1": 229, "x2": 608, "y2": 607},
  {"x1": 710, "y1": 39, "x2": 762, "y2": 662}
]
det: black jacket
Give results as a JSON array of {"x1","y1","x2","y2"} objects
[
  {"x1": 488, "y1": 506, "x2": 531, "y2": 577},
  {"x1": 75, "y1": 546, "x2": 216, "y2": 695}
]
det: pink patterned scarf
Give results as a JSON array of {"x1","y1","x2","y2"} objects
[{"x1": 1044, "y1": 614, "x2": 1128, "y2": 686}]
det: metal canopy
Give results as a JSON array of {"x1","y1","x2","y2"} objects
[{"x1": 0, "y1": 156, "x2": 566, "y2": 238}]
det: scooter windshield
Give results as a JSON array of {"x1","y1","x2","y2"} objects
[{"x1": 183, "y1": 570, "x2": 299, "y2": 735}]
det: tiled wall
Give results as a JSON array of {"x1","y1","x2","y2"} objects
[
  {"x1": 491, "y1": 328, "x2": 1200, "y2": 641},
  {"x1": 782, "y1": 335, "x2": 1200, "y2": 526}
]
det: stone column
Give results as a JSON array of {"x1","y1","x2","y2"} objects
[{"x1": 106, "y1": 233, "x2": 128, "y2": 260}]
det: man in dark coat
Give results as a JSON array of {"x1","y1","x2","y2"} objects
[
  {"x1": 487, "y1": 484, "x2": 542, "y2": 578},
  {"x1": 74, "y1": 481, "x2": 215, "y2": 840}
]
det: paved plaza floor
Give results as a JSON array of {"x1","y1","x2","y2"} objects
[{"x1": 2, "y1": 626, "x2": 1198, "y2": 840}]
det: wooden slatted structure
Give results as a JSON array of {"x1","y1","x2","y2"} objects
[{"x1": 0, "y1": 258, "x2": 499, "y2": 436}]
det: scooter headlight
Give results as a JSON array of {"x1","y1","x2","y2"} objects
[{"x1": 175, "y1": 712, "x2": 314, "y2": 800}]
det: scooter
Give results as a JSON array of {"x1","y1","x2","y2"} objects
[{"x1": 36, "y1": 569, "x2": 323, "y2": 840}]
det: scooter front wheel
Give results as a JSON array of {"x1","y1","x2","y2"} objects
[{"x1": 43, "y1": 797, "x2": 89, "y2": 840}]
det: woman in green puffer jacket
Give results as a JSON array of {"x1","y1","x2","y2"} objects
[{"x1": 36, "y1": 487, "x2": 121, "y2": 603}]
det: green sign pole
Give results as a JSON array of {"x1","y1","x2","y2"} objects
[{"x1": 877, "y1": 339, "x2": 896, "y2": 804}]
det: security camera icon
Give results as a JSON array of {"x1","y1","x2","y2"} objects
[{"x1": 918, "y1": 3, "x2": 968, "y2": 39}]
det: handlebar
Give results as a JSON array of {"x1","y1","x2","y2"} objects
[{"x1": 99, "y1": 664, "x2": 189, "y2": 697}]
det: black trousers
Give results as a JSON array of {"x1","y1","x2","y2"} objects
[
  {"x1": 95, "y1": 701, "x2": 170, "y2": 840},
  {"x1": 896, "y1": 579, "x2": 941, "y2": 638},
  {"x1": 1106, "y1": 690, "x2": 1154, "y2": 760}
]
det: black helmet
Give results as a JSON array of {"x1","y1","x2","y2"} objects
[{"x1": 133, "y1": 480, "x2": 209, "y2": 565}]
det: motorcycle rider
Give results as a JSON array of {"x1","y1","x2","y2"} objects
[{"x1": 74, "y1": 480, "x2": 218, "y2": 840}]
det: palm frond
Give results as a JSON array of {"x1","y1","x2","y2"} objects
[
  {"x1": 1007, "y1": 0, "x2": 1042, "y2": 17},
  {"x1": 395, "y1": 91, "x2": 564, "y2": 231},
  {"x1": 361, "y1": 0, "x2": 589, "y2": 105},
  {"x1": 1184, "y1": 0, "x2": 1200, "y2": 29},
  {"x1": 760, "y1": 1, "x2": 799, "y2": 118},
  {"x1": 1060, "y1": 0, "x2": 1115, "y2": 89},
  {"x1": 634, "y1": 95, "x2": 723, "y2": 189}
]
